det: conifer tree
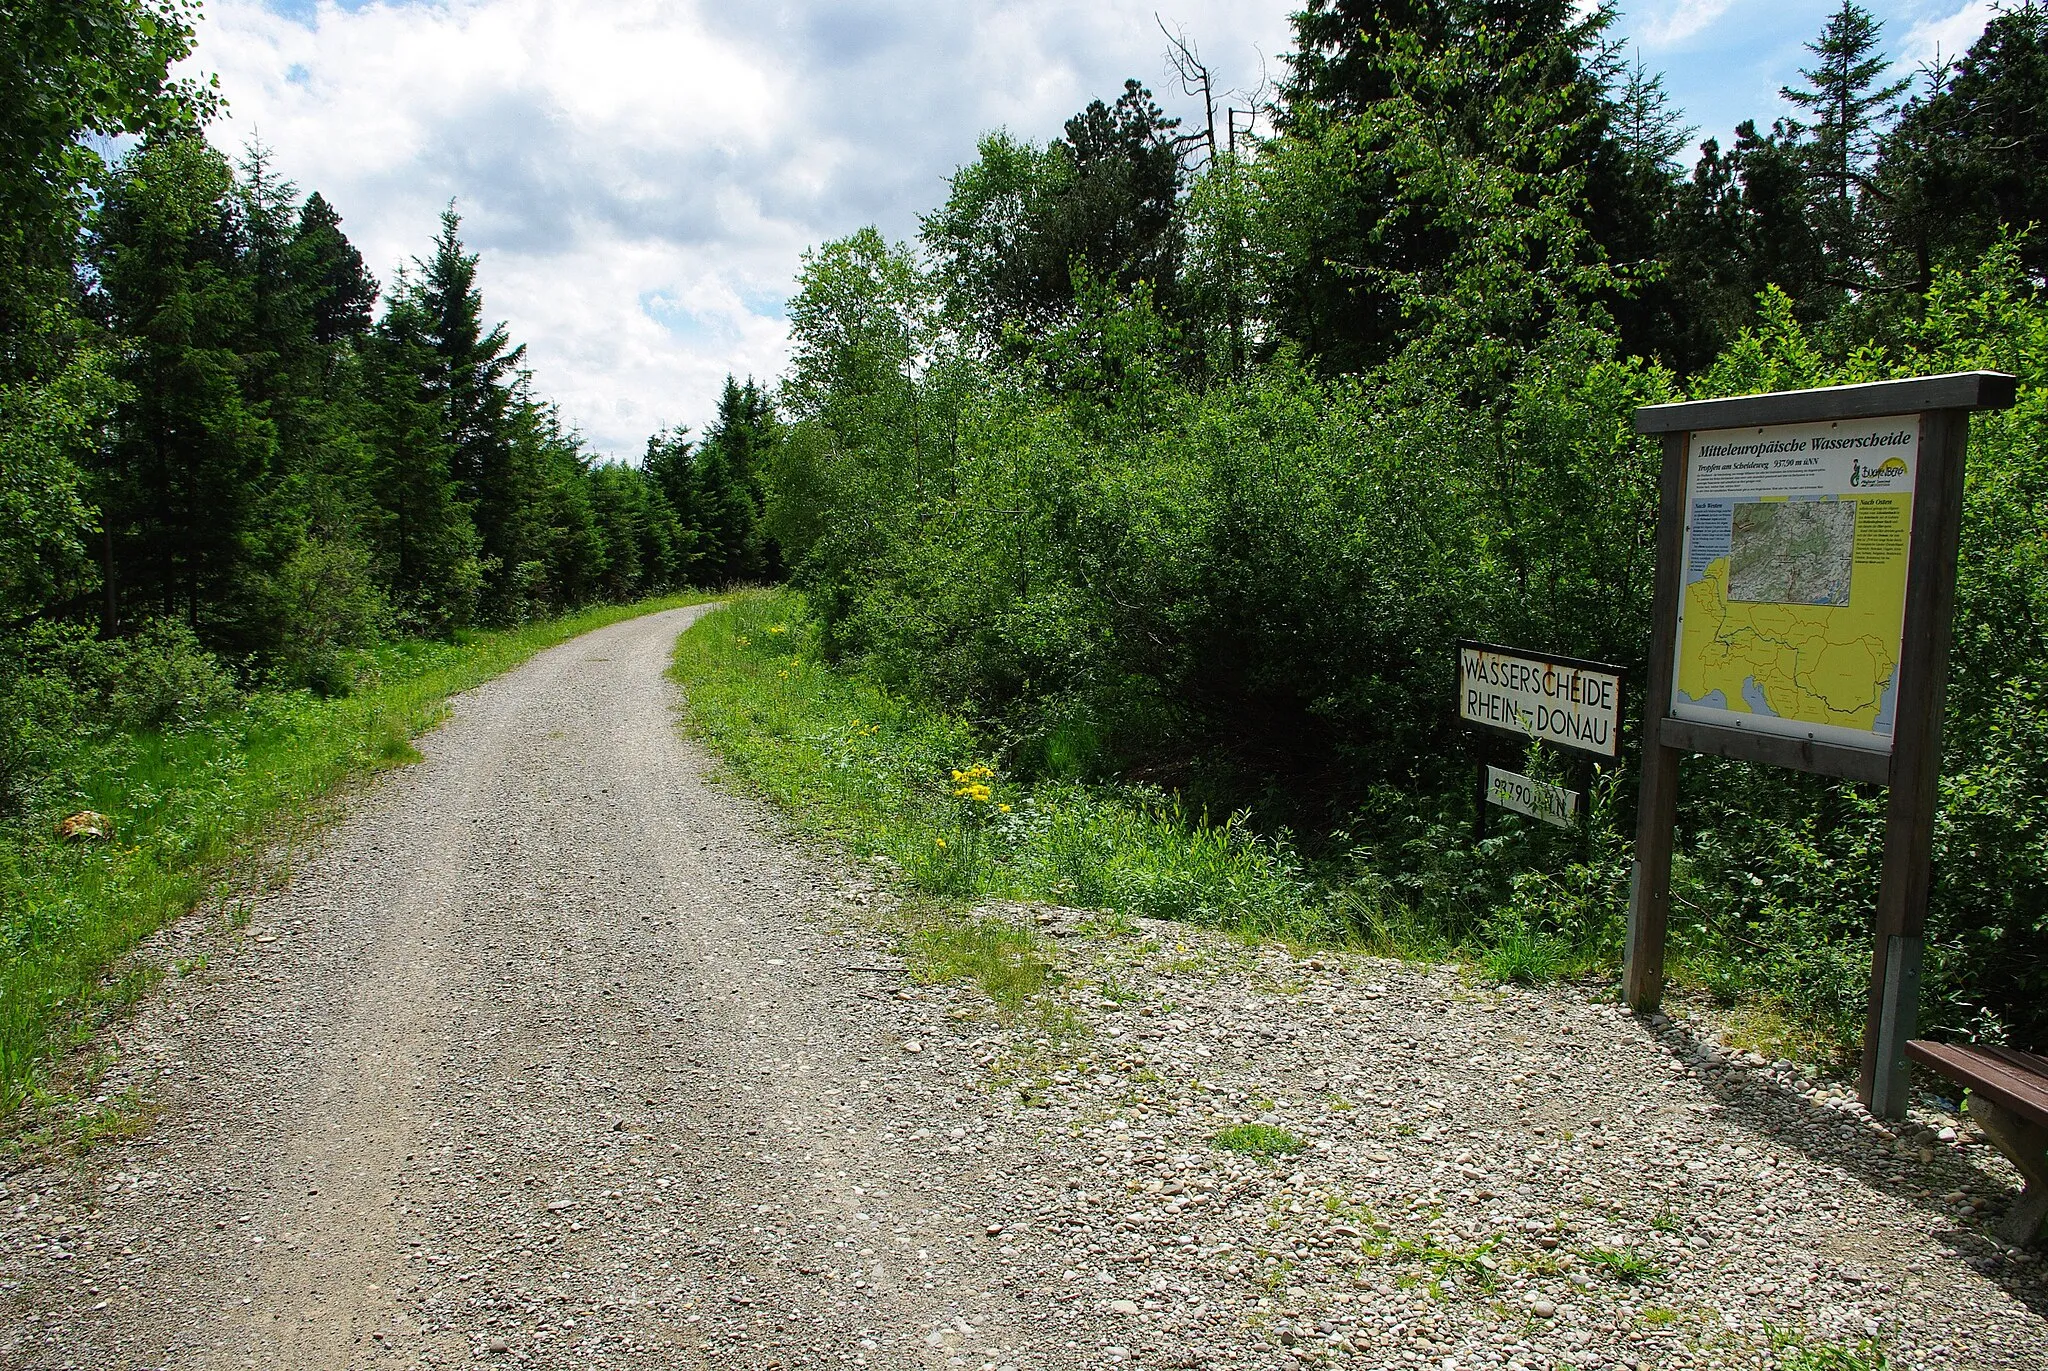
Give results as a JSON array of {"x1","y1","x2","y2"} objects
[
  {"x1": 409, "y1": 208, "x2": 527, "y2": 618},
  {"x1": 295, "y1": 193, "x2": 378, "y2": 347},
  {"x1": 88, "y1": 132, "x2": 276, "y2": 642},
  {"x1": 1780, "y1": 0, "x2": 1907, "y2": 289},
  {"x1": 366, "y1": 275, "x2": 481, "y2": 632}
]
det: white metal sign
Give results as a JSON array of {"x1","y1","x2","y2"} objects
[
  {"x1": 1485, "y1": 766, "x2": 1578, "y2": 829},
  {"x1": 1458, "y1": 642, "x2": 1623, "y2": 758}
]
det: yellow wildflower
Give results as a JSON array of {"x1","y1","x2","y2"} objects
[{"x1": 934, "y1": 836, "x2": 947, "y2": 848}]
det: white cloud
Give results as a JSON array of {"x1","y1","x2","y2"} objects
[
  {"x1": 1631, "y1": 0, "x2": 1740, "y2": 46},
  {"x1": 1899, "y1": 0, "x2": 1998, "y2": 67},
  {"x1": 190, "y1": 0, "x2": 1294, "y2": 458}
]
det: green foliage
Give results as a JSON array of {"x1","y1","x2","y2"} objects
[
  {"x1": 1881, "y1": 2, "x2": 2048, "y2": 287},
  {"x1": 264, "y1": 536, "x2": 386, "y2": 695},
  {"x1": 0, "y1": 0, "x2": 215, "y2": 385},
  {"x1": 1779, "y1": 1, "x2": 1909, "y2": 291},
  {"x1": 0, "y1": 339, "x2": 119, "y2": 618},
  {"x1": 764, "y1": 76, "x2": 2048, "y2": 1056},
  {"x1": 1210, "y1": 1123, "x2": 1307, "y2": 1157},
  {"x1": 924, "y1": 82, "x2": 1184, "y2": 346}
]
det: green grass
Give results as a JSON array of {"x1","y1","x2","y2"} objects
[
  {"x1": 896, "y1": 902, "x2": 1053, "y2": 1013},
  {"x1": 1211, "y1": 1122, "x2": 1307, "y2": 1157},
  {"x1": 1480, "y1": 924, "x2": 1568, "y2": 985},
  {"x1": 668, "y1": 591, "x2": 1336, "y2": 943},
  {"x1": 1578, "y1": 1245, "x2": 1665, "y2": 1284},
  {"x1": 0, "y1": 592, "x2": 718, "y2": 1123},
  {"x1": 1766, "y1": 1327, "x2": 1892, "y2": 1371}
]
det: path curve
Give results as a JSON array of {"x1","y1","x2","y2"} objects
[{"x1": 1, "y1": 605, "x2": 1108, "y2": 1368}]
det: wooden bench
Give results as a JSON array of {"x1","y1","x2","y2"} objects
[{"x1": 1904, "y1": 1040, "x2": 2048, "y2": 1244}]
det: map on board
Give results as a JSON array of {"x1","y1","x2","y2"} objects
[
  {"x1": 1728, "y1": 500, "x2": 1856, "y2": 605},
  {"x1": 1670, "y1": 416, "x2": 1919, "y2": 753}
]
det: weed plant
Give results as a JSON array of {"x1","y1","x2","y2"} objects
[
  {"x1": 1210, "y1": 1123, "x2": 1307, "y2": 1157},
  {"x1": 0, "y1": 594, "x2": 716, "y2": 1119}
]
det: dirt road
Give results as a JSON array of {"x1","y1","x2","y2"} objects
[
  {"x1": 2, "y1": 605, "x2": 2043, "y2": 1370},
  {"x1": 1, "y1": 605, "x2": 1120, "y2": 1368}
]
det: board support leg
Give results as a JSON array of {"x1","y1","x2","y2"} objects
[
  {"x1": 1869, "y1": 934, "x2": 1922, "y2": 1119},
  {"x1": 1859, "y1": 409, "x2": 1969, "y2": 1119},
  {"x1": 1625, "y1": 430, "x2": 1690, "y2": 1015},
  {"x1": 1625, "y1": 743, "x2": 1678, "y2": 1011}
]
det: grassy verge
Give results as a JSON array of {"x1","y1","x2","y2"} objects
[
  {"x1": 668, "y1": 595, "x2": 1655, "y2": 1015},
  {"x1": 669, "y1": 594, "x2": 1877, "y2": 1070},
  {"x1": 671, "y1": 591, "x2": 1343, "y2": 950},
  {"x1": 1, "y1": 593, "x2": 718, "y2": 1121}
]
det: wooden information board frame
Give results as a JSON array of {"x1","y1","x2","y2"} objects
[{"x1": 1625, "y1": 371, "x2": 2016, "y2": 1120}]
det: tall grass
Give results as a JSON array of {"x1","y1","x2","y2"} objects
[
  {"x1": 671, "y1": 592, "x2": 1339, "y2": 942},
  {"x1": 0, "y1": 593, "x2": 717, "y2": 1117}
]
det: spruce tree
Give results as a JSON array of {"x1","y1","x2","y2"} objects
[
  {"x1": 295, "y1": 193, "x2": 378, "y2": 346},
  {"x1": 366, "y1": 276, "x2": 481, "y2": 632},
  {"x1": 1780, "y1": 0, "x2": 1907, "y2": 289},
  {"x1": 88, "y1": 132, "x2": 276, "y2": 643},
  {"x1": 409, "y1": 207, "x2": 527, "y2": 618},
  {"x1": 689, "y1": 441, "x2": 760, "y2": 586}
]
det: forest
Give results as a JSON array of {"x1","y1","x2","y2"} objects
[
  {"x1": 3, "y1": 0, "x2": 2046, "y2": 1079},
  {"x1": 1, "y1": 0, "x2": 775, "y2": 809},
  {"x1": 753, "y1": 0, "x2": 2048, "y2": 1052}
]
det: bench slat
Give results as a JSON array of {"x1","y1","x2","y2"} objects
[
  {"x1": 1903, "y1": 1042, "x2": 2048, "y2": 1103},
  {"x1": 1980, "y1": 1044, "x2": 2048, "y2": 1078},
  {"x1": 1905, "y1": 1040, "x2": 2048, "y2": 1125}
]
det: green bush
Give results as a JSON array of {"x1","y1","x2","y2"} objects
[
  {"x1": 90, "y1": 620, "x2": 240, "y2": 731},
  {"x1": 765, "y1": 225, "x2": 2048, "y2": 1053},
  {"x1": 266, "y1": 537, "x2": 388, "y2": 695}
]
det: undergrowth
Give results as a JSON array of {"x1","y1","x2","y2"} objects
[
  {"x1": 670, "y1": 593, "x2": 1336, "y2": 946},
  {"x1": 668, "y1": 593, "x2": 1930, "y2": 1065},
  {"x1": 0, "y1": 593, "x2": 717, "y2": 1125}
]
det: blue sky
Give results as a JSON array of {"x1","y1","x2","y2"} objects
[
  {"x1": 1624, "y1": 0, "x2": 1998, "y2": 150},
  {"x1": 196, "y1": 0, "x2": 1998, "y2": 459}
]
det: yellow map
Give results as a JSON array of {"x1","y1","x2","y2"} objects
[{"x1": 1674, "y1": 492, "x2": 1911, "y2": 737}]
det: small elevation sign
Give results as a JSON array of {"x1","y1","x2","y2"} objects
[
  {"x1": 1458, "y1": 642, "x2": 1624, "y2": 758},
  {"x1": 1486, "y1": 766, "x2": 1576, "y2": 828}
]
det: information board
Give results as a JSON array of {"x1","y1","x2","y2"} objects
[
  {"x1": 1671, "y1": 416, "x2": 1918, "y2": 754},
  {"x1": 1485, "y1": 766, "x2": 1577, "y2": 828},
  {"x1": 1458, "y1": 642, "x2": 1623, "y2": 758}
]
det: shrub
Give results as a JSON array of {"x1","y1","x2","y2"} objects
[
  {"x1": 89, "y1": 620, "x2": 239, "y2": 732},
  {"x1": 267, "y1": 537, "x2": 386, "y2": 695}
]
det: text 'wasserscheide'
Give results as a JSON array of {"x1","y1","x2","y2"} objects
[{"x1": 1459, "y1": 645, "x2": 1622, "y2": 758}]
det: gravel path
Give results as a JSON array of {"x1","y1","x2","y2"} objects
[{"x1": 1, "y1": 605, "x2": 2043, "y2": 1370}]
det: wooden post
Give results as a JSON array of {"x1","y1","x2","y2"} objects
[
  {"x1": 1625, "y1": 431, "x2": 1690, "y2": 1012},
  {"x1": 1861, "y1": 408, "x2": 1971, "y2": 1119},
  {"x1": 1473, "y1": 728, "x2": 1490, "y2": 844}
]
